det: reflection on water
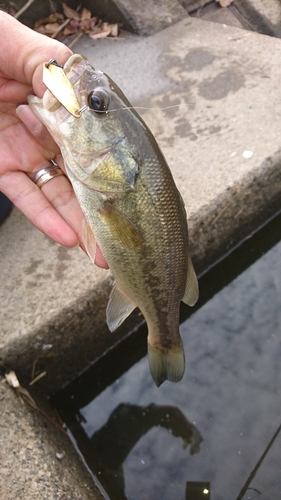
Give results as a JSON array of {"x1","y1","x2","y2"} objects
[
  {"x1": 85, "y1": 403, "x2": 202, "y2": 500},
  {"x1": 54, "y1": 212, "x2": 281, "y2": 500}
]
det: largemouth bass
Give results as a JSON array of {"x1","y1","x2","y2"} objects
[{"x1": 28, "y1": 54, "x2": 199, "y2": 386}]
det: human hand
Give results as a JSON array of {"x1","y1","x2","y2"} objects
[{"x1": 0, "y1": 11, "x2": 107, "y2": 268}]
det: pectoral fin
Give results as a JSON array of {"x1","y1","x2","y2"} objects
[
  {"x1": 82, "y1": 218, "x2": 97, "y2": 264},
  {"x1": 182, "y1": 255, "x2": 199, "y2": 306},
  {"x1": 100, "y1": 201, "x2": 143, "y2": 252},
  {"x1": 106, "y1": 282, "x2": 136, "y2": 331},
  {"x1": 92, "y1": 150, "x2": 139, "y2": 193}
]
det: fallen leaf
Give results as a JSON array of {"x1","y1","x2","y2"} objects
[
  {"x1": 5, "y1": 371, "x2": 20, "y2": 388},
  {"x1": 34, "y1": 12, "x2": 64, "y2": 29},
  {"x1": 44, "y1": 22, "x2": 62, "y2": 35},
  {"x1": 63, "y1": 18, "x2": 79, "y2": 35},
  {"x1": 62, "y1": 2, "x2": 80, "y2": 21},
  {"x1": 89, "y1": 22, "x2": 118, "y2": 39},
  {"x1": 33, "y1": 6, "x2": 119, "y2": 44},
  {"x1": 35, "y1": 25, "x2": 48, "y2": 34},
  {"x1": 63, "y1": 26, "x2": 78, "y2": 36},
  {"x1": 90, "y1": 17, "x2": 98, "y2": 29},
  {"x1": 216, "y1": 0, "x2": 234, "y2": 6},
  {"x1": 110, "y1": 23, "x2": 119, "y2": 37},
  {"x1": 81, "y1": 8, "x2": 92, "y2": 20},
  {"x1": 80, "y1": 18, "x2": 92, "y2": 32},
  {"x1": 89, "y1": 30, "x2": 111, "y2": 39}
]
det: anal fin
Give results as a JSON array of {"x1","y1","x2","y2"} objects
[
  {"x1": 106, "y1": 282, "x2": 136, "y2": 332},
  {"x1": 182, "y1": 254, "x2": 199, "y2": 307}
]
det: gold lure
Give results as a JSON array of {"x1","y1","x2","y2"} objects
[{"x1": 42, "y1": 59, "x2": 81, "y2": 118}]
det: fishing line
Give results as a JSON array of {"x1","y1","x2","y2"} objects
[
  {"x1": 78, "y1": 103, "x2": 190, "y2": 116},
  {"x1": 115, "y1": 104, "x2": 182, "y2": 112}
]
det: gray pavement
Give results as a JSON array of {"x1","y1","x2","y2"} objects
[
  {"x1": 0, "y1": 377, "x2": 104, "y2": 500},
  {"x1": 1, "y1": 6, "x2": 281, "y2": 500}
]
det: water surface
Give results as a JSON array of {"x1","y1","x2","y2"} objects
[{"x1": 54, "y1": 213, "x2": 281, "y2": 500}]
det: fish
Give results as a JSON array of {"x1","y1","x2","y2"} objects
[{"x1": 28, "y1": 54, "x2": 199, "y2": 387}]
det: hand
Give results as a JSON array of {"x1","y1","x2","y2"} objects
[{"x1": 0, "y1": 11, "x2": 107, "y2": 268}]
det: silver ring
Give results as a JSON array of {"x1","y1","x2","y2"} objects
[{"x1": 32, "y1": 160, "x2": 65, "y2": 189}]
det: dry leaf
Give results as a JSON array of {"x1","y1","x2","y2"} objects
[
  {"x1": 216, "y1": 0, "x2": 234, "y2": 6},
  {"x1": 89, "y1": 30, "x2": 111, "y2": 39},
  {"x1": 5, "y1": 371, "x2": 36, "y2": 406},
  {"x1": 35, "y1": 25, "x2": 48, "y2": 34},
  {"x1": 89, "y1": 22, "x2": 118, "y2": 39},
  {"x1": 34, "y1": 12, "x2": 64, "y2": 29},
  {"x1": 62, "y1": 2, "x2": 80, "y2": 21},
  {"x1": 63, "y1": 18, "x2": 79, "y2": 35},
  {"x1": 110, "y1": 23, "x2": 118, "y2": 37},
  {"x1": 80, "y1": 18, "x2": 92, "y2": 32},
  {"x1": 63, "y1": 26, "x2": 77, "y2": 36},
  {"x1": 44, "y1": 23, "x2": 62, "y2": 34},
  {"x1": 90, "y1": 17, "x2": 98, "y2": 29},
  {"x1": 81, "y1": 8, "x2": 91, "y2": 20},
  {"x1": 5, "y1": 371, "x2": 20, "y2": 388},
  {"x1": 33, "y1": 5, "x2": 119, "y2": 44}
]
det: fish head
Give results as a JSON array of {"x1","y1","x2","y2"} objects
[{"x1": 28, "y1": 54, "x2": 138, "y2": 185}]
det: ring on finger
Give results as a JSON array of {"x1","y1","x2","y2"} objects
[{"x1": 32, "y1": 159, "x2": 66, "y2": 189}]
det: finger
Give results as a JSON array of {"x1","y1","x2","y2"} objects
[
  {"x1": 15, "y1": 108, "x2": 108, "y2": 268},
  {"x1": 0, "y1": 105, "x2": 55, "y2": 172},
  {"x1": 39, "y1": 167, "x2": 108, "y2": 269},
  {"x1": 39, "y1": 171, "x2": 84, "y2": 243},
  {"x1": 16, "y1": 105, "x2": 60, "y2": 156},
  {"x1": 1, "y1": 169, "x2": 108, "y2": 268},
  {"x1": 0, "y1": 171, "x2": 79, "y2": 247},
  {"x1": 0, "y1": 80, "x2": 33, "y2": 103}
]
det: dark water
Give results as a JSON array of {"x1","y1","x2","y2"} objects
[{"x1": 54, "y1": 212, "x2": 281, "y2": 500}]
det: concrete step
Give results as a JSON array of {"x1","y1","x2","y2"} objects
[{"x1": 1, "y1": 13, "x2": 281, "y2": 500}]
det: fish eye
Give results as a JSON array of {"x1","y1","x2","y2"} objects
[{"x1": 87, "y1": 89, "x2": 109, "y2": 113}]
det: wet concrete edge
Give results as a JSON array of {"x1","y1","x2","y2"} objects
[{"x1": 1, "y1": 148, "x2": 281, "y2": 396}]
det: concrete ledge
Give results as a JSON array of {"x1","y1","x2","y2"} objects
[
  {"x1": 0, "y1": 375, "x2": 105, "y2": 500},
  {"x1": 234, "y1": 0, "x2": 281, "y2": 37},
  {"x1": 84, "y1": 0, "x2": 188, "y2": 35},
  {"x1": 2, "y1": 17, "x2": 281, "y2": 389},
  {"x1": 1, "y1": 15, "x2": 281, "y2": 499}
]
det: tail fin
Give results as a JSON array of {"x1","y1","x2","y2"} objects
[{"x1": 147, "y1": 340, "x2": 185, "y2": 387}]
